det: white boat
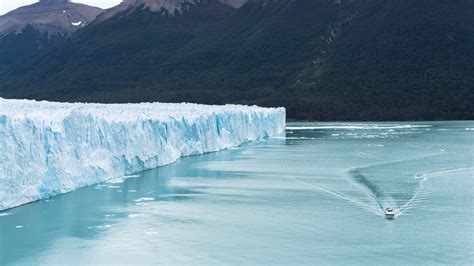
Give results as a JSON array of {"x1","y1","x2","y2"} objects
[{"x1": 385, "y1": 208, "x2": 395, "y2": 218}]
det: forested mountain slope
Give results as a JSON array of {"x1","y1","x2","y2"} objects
[{"x1": 1, "y1": 0, "x2": 472, "y2": 120}]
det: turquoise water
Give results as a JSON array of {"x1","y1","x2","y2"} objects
[{"x1": 1, "y1": 121, "x2": 473, "y2": 265}]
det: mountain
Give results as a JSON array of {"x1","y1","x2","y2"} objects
[
  {"x1": 95, "y1": 0, "x2": 247, "y2": 22},
  {"x1": 1, "y1": 0, "x2": 473, "y2": 121},
  {"x1": 0, "y1": 0, "x2": 103, "y2": 68},
  {"x1": 220, "y1": 0, "x2": 247, "y2": 8}
]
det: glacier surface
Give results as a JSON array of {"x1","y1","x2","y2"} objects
[{"x1": 0, "y1": 98, "x2": 285, "y2": 211}]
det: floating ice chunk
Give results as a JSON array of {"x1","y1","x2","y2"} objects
[
  {"x1": 0, "y1": 98, "x2": 285, "y2": 211},
  {"x1": 123, "y1": 175, "x2": 140, "y2": 179},
  {"x1": 96, "y1": 224, "x2": 112, "y2": 229},
  {"x1": 134, "y1": 197, "x2": 155, "y2": 202},
  {"x1": 128, "y1": 213, "x2": 146, "y2": 218},
  {"x1": 107, "y1": 179, "x2": 124, "y2": 184},
  {"x1": 286, "y1": 124, "x2": 431, "y2": 130},
  {"x1": 286, "y1": 137, "x2": 316, "y2": 140}
]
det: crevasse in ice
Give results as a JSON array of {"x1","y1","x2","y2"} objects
[{"x1": 0, "y1": 98, "x2": 286, "y2": 210}]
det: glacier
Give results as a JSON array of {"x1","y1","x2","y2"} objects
[{"x1": 0, "y1": 98, "x2": 285, "y2": 211}]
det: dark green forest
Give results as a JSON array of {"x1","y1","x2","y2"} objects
[
  {"x1": 0, "y1": 25, "x2": 65, "y2": 72},
  {"x1": 1, "y1": 0, "x2": 473, "y2": 121}
]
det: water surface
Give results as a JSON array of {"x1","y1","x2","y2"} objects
[{"x1": 1, "y1": 121, "x2": 473, "y2": 264}]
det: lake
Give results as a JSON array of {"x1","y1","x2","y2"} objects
[{"x1": 0, "y1": 121, "x2": 473, "y2": 265}]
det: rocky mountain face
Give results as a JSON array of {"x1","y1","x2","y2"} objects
[
  {"x1": 0, "y1": 0, "x2": 102, "y2": 68},
  {"x1": 95, "y1": 0, "x2": 246, "y2": 22},
  {"x1": 219, "y1": 0, "x2": 247, "y2": 8},
  {"x1": 0, "y1": 0, "x2": 473, "y2": 121},
  {"x1": 0, "y1": 0, "x2": 103, "y2": 36}
]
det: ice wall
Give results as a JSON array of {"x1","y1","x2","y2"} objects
[{"x1": 0, "y1": 98, "x2": 285, "y2": 211}]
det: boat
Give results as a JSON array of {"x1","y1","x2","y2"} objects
[{"x1": 384, "y1": 208, "x2": 395, "y2": 218}]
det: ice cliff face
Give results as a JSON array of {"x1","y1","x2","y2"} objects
[{"x1": 0, "y1": 98, "x2": 285, "y2": 211}]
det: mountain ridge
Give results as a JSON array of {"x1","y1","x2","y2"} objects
[
  {"x1": 0, "y1": 0, "x2": 103, "y2": 70},
  {"x1": 0, "y1": 0, "x2": 102, "y2": 36},
  {"x1": 95, "y1": 0, "x2": 246, "y2": 22}
]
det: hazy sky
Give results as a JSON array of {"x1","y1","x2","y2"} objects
[{"x1": 0, "y1": 0, "x2": 122, "y2": 15}]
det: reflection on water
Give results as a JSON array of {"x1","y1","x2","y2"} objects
[{"x1": 0, "y1": 121, "x2": 473, "y2": 265}]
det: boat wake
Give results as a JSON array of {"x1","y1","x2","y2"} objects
[
  {"x1": 396, "y1": 167, "x2": 474, "y2": 217},
  {"x1": 287, "y1": 154, "x2": 470, "y2": 218},
  {"x1": 268, "y1": 135, "x2": 471, "y2": 219},
  {"x1": 287, "y1": 175, "x2": 383, "y2": 216},
  {"x1": 347, "y1": 161, "x2": 473, "y2": 218},
  {"x1": 347, "y1": 169, "x2": 387, "y2": 211},
  {"x1": 346, "y1": 162, "x2": 428, "y2": 218}
]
